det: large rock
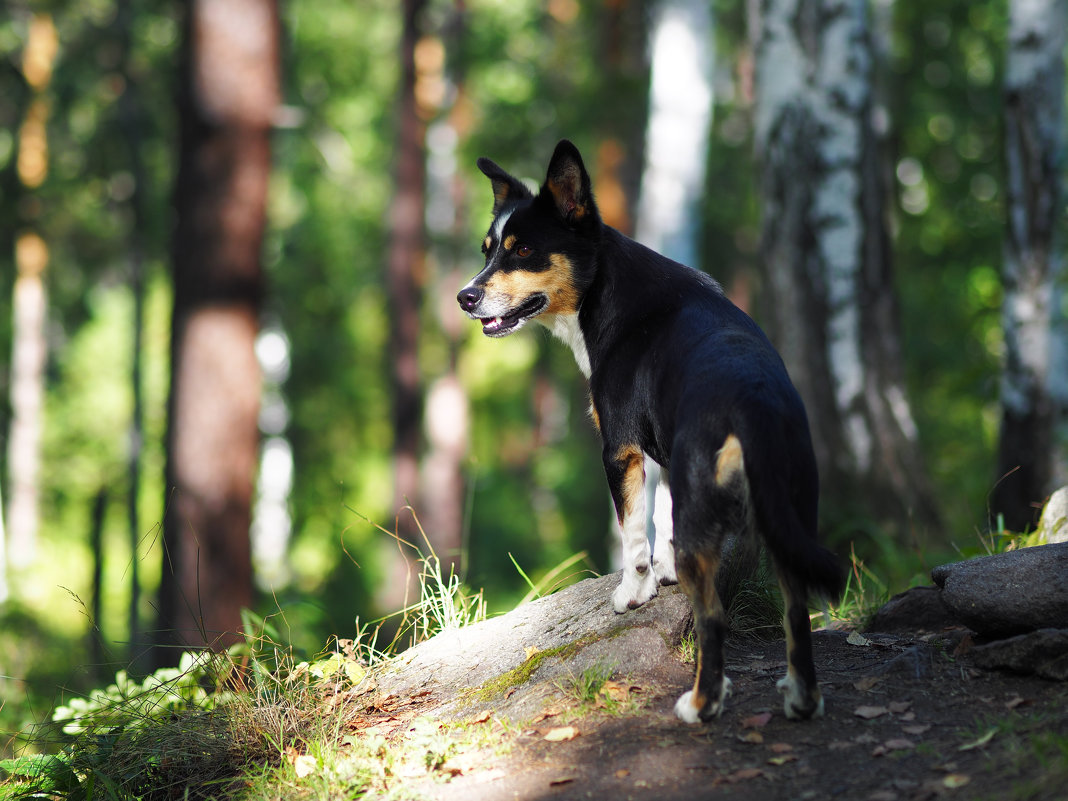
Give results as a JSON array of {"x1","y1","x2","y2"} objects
[
  {"x1": 374, "y1": 572, "x2": 692, "y2": 720},
  {"x1": 971, "y1": 628, "x2": 1068, "y2": 680},
  {"x1": 931, "y1": 543, "x2": 1068, "y2": 638},
  {"x1": 1037, "y1": 486, "x2": 1068, "y2": 544},
  {"x1": 865, "y1": 585, "x2": 957, "y2": 634}
]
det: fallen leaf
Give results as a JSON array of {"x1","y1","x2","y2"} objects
[
  {"x1": 952, "y1": 634, "x2": 973, "y2": 657},
  {"x1": 738, "y1": 731, "x2": 764, "y2": 744},
  {"x1": 600, "y1": 680, "x2": 631, "y2": 703},
  {"x1": 959, "y1": 728, "x2": 997, "y2": 751},
  {"x1": 533, "y1": 707, "x2": 562, "y2": 722},
  {"x1": 525, "y1": 646, "x2": 542, "y2": 660},
  {"x1": 768, "y1": 742, "x2": 794, "y2": 754},
  {"x1": 504, "y1": 687, "x2": 517, "y2": 699},
  {"x1": 943, "y1": 774, "x2": 971, "y2": 789},
  {"x1": 854, "y1": 705, "x2": 889, "y2": 720},
  {"x1": 883, "y1": 738, "x2": 915, "y2": 751},
  {"x1": 615, "y1": 769, "x2": 630, "y2": 778},
  {"x1": 726, "y1": 767, "x2": 765, "y2": 783},
  {"x1": 741, "y1": 711, "x2": 773, "y2": 729},
  {"x1": 847, "y1": 631, "x2": 872, "y2": 647},
  {"x1": 854, "y1": 675, "x2": 881, "y2": 691},
  {"x1": 898, "y1": 711, "x2": 916, "y2": 722},
  {"x1": 543, "y1": 726, "x2": 580, "y2": 742},
  {"x1": 902, "y1": 724, "x2": 930, "y2": 736},
  {"x1": 888, "y1": 701, "x2": 912, "y2": 714},
  {"x1": 548, "y1": 776, "x2": 575, "y2": 787},
  {"x1": 293, "y1": 755, "x2": 317, "y2": 778},
  {"x1": 767, "y1": 754, "x2": 798, "y2": 766},
  {"x1": 468, "y1": 710, "x2": 493, "y2": 724},
  {"x1": 1005, "y1": 696, "x2": 1029, "y2": 710},
  {"x1": 828, "y1": 741, "x2": 854, "y2": 751}
]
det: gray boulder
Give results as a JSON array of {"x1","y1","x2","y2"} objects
[
  {"x1": 971, "y1": 628, "x2": 1068, "y2": 681},
  {"x1": 865, "y1": 585, "x2": 957, "y2": 634},
  {"x1": 931, "y1": 543, "x2": 1068, "y2": 638},
  {"x1": 1037, "y1": 486, "x2": 1068, "y2": 544}
]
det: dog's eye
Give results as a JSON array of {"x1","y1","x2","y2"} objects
[{"x1": 516, "y1": 245, "x2": 532, "y2": 258}]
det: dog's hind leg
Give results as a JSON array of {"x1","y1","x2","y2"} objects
[
  {"x1": 673, "y1": 547, "x2": 731, "y2": 723},
  {"x1": 672, "y1": 434, "x2": 746, "y2": 723},
  {"x1": 775, "y1": 571, "x2": 824, "y2": 719},
  {"x1": 650, "y1": 464, "x2": 677, "y2": 586},
  {"x1": 606, "y1": 445, "x2": 659, "y2": 613}
]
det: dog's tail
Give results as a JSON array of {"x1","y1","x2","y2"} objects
[{"x1": 739, "y1": 421, "x2": 846, "y2": 604}]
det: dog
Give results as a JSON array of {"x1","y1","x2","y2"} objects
[{"x1": 457, "y1": 140, "x2": 845, "y2": 723}]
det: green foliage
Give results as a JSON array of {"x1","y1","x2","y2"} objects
[
  {"x1": 51, "y1": 651, "x2": 231, "y2": 737},
  {"x1": 556, "y1": 662, "x2": 614, "y2": 706}
]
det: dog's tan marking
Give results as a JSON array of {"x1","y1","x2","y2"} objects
[
  {"x1": 614, "y1": 444, "x2": 645, "y2": 527},
  {"x1": 481, "y1": 255, "x2": 580, "y2": 316},
  {"x1": 588, "y1": 395, "x2": 601, "y2": 433},
  {"x1": 483, "y1": 235, "x2": 492, "y2": 251},
  {"x1": 503, "y1": 234, "x2": 516, "y2": 250},
  {"x1": 714, "y1": 434, "x2": 744, "y2": 486}
]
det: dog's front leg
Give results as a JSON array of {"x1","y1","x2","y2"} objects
[
  {"x1": 650, "y1": 465, "x2": 678, "y2": 586},
  {"x1": 606, "y1": 445, "x2": 659, "y2": 613}
]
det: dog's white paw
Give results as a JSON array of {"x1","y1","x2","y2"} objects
[
  {"x1": 674, "y1": 691, "x2": 701, "y2": 724},
  {"x1": 674, "y1": 676, "x2": 733, "y2": 723},
  {"x1": 612, "y1": 568, "x2": 658, "y2": 613},
  {"x1": 652, "y1": 553, "x2": 677, "y2": 586},
  {"x1": 777, "y1": 674, "x2": 824, "y2": 720}
]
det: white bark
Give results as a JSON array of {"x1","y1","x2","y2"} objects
[
  {"x1": 996, "y1": 0, "x2": 1068, "y2": 518},
  {"x1": 633, "y1": 0, "x2": 714, "y2": 549}
]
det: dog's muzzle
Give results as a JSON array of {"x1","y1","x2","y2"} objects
[{"x1": 456, "y1": 285, "x2": 547, "y2": 337}]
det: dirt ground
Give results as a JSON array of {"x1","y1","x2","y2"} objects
[{"x1": 359, "y1": 628, "x2": 1068, "y2": 801}]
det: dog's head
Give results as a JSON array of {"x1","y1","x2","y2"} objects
[{"x1": 457, "y1": 140, "x2": 600, "y2": 337}]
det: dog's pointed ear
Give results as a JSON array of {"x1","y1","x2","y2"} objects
[
  {"x1": 477, "y1": 157, "x2": 532, "y2": 216},
  {"x1": 543, "y1": 139, "x2": 597, "y2": 226}
]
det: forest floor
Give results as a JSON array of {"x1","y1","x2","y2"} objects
[{"x1": 347, "y1": 617, "x2": 1068, "y2": 801}]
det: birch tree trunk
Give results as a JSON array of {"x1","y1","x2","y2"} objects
[
  {"x1": 752, "y1": 0, "x2": 939, "y2": 540},
  {"x1": 156, "y1": 0, "x2": 278, "y2": 662},
  {"x1": 992, "y1": 0, "x2": 1068, "y2": 532},
  {"x1": 6, "y1": 13, "x2": 57, "y2": 572}
]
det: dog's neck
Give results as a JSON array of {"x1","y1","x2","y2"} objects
[{"x1": 541, "y1": 313, "x2": 591, "y2": 378}]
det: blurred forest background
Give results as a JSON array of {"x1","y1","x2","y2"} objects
[{"x1": 1, "y1": 0, "x2": 1066, "y2": 752}]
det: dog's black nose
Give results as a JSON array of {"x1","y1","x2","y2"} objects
[{"x1": 457, "y1": 286, "x2": 483, "y2": 311}]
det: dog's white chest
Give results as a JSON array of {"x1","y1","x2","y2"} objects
[{"x1": 542, "y1": 313, "x2": 590, "y2": 378}]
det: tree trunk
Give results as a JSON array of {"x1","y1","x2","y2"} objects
[
  {"x1": 6, "y1": 13, "x2": 57, "y2": 573},
  {"x1": 421, "y1": 1, "x2": 471, "y2": 583},
  {"x1": 992, "y1": 0, "x2": 1068, "y2": 533},
  {"x1": 380, "y1": 0, "x2": 429, "y2": 618},
  {"x1": 156, "y1": 0, "x2": 278, "y2": 661},
  {"x1": 751, "y1": 0, "x2": 939, "y2": 541}
]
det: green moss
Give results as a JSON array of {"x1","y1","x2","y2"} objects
[{"x1": 467, "y1": 626, "x2": 634, "y2": 704}]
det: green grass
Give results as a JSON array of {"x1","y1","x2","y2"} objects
[{"x1": 0, "y1": 513, "x2": 495, "y2": 801}]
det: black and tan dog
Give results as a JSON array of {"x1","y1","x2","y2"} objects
[{"x1": 457, "y1": 140, "x2": 844, "y2": 722}]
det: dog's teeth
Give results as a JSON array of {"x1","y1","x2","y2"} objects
[{"x1": 494, "y1": 317, "x2": 502, "y2": 325}]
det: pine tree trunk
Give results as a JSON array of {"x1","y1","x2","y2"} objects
[
  {"x1": 381, "y1": 0, "x2": 429, "y2": 618},
  {"x1": 752, "y1": 0, "x2": 939, "y2": 540},
  {"x1": 156, "y1": 0, "x2": 278, "y2": 661},
  {"x1": 992, "y1": 0, "x2": 1068, "y2": 532}
]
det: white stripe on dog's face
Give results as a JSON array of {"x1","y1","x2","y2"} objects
[{"x1": 491, "y1": 207, "x2": 514, "y2": 246}]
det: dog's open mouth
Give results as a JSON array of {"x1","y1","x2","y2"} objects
[{"x1": 480, "y1": 295, "x2": 547, "y2": 336}]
